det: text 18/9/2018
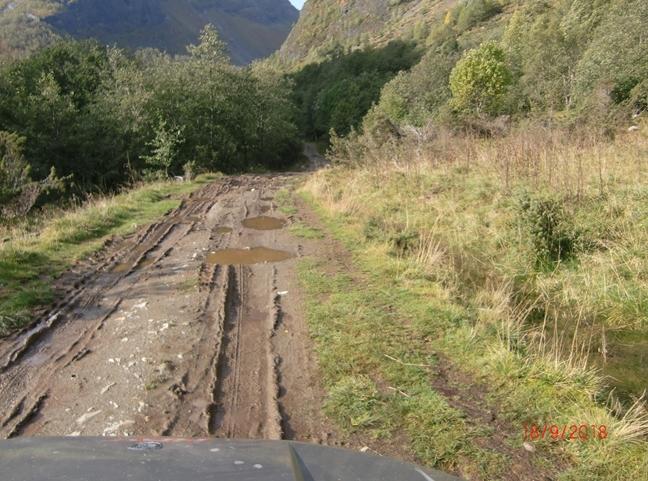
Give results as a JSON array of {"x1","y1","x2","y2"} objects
[{"x1": 523, "y1": 424, "x2": 608, "y2": 442}]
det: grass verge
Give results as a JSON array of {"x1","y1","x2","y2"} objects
[
  {"x1": 296, "y1": 125, "x2": 648, "y2": 480},
  {"x1": 0, "y1": 174, "x2": 219, "y2": 335}
]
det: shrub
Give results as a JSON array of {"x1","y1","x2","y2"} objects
[
  {"x1": 375, "y1": 49, "x2": 458, "y2": 127},
  {"x1": 142, "y1": 120, "x2": 184, "y2": 178},
  {"x1": 516, "y1": 192, "x2": 580, "y2": 264}
]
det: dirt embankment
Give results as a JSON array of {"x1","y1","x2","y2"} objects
[{"x1": 0, "y1": 175, "x2": 330, "y2": 442}]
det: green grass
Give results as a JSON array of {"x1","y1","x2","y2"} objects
[
  {"x1": 298, "y1": 148, "x2": 648, "y2": 481},
  {"x1": 298, "y1": 257, "x2": 509, "y2": 477},
  {"x1": 275, "y1": 188, "x2": 298, "y2": 215},
  {"x1": 289, "y1": 222, "x2": 325, "y2": 239},
  {"x1": 0, "y1": 174, "x2": 219, "y2": 336}
]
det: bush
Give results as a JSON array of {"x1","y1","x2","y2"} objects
[
  {"x1": 517, "y1": 192, "x2": 580, "y2": 264},
  {"x1": 573, "y1": 0, "x2": 648, "y2": 116},
  {"x1": 290, "y1": 41, "x2": 421, "y2": 140},
  {"x1": 375, "y1": 49, "x2": 458, "y2": 127},
  {"x1": 142, "y1": 120, "x2": 184, "y2": 178}
]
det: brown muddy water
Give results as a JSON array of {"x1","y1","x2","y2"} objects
[
  {"x1": 207, "y1": 247, "x2": 294, "y2": 265},
  {"x1": 547, "y1": 320, "x2": 648, "y2": 402},
  {"x1": 112, "y1": 257, "x2": 156, "y2": 273},
  {"x1": 594, "y1": 329, "x2": 648, "y2": 401},
  {"x1": 215, "y1": 227, "x2": 233, "y2": 235},
  {"x1": 242, "y1": 216, "x2": 286, "y2": 230}
]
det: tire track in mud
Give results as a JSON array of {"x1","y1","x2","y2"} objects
[
  {"x1": 0, "y1": 181, "x2": 230, "y2": 438},
  {"x1": 0, "y1": 174, "x2": 332, "y2": 443},
  {"x1": 208, "y1": 264, "x2": 283, "y2": 440}
]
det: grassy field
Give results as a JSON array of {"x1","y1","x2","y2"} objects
[
  {"x1": 0, "y1": 174, "x2": 219, "y2": 336},
  {"x1": 296, "y1": 125, "x2": 648, "y2": 480}
]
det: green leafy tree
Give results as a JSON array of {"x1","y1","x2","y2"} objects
[
  {"x1": 449, "y1": 42, "x2": 512, "y2": 115},
  {"x1": 0, "y1": 131, "x2": 30, "y2": 207},
  {"x1": 375, "y1": 48, "x2": 458, "y2": 127},
  {"x1": 455, "y1": 0, "x2": 502, "y2": 33},
  {"x1": 143, "y1": 120, "x2": 184, "y2": 178},
  {"x1": 291, "y1": 41, "x2": 421, "y2": 140},
  {"x1": 0, "y1": 40, "x2": 125, "y2": 189}
]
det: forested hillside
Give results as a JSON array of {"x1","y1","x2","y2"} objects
[
  {"x1": 0, "y1": 0, "x2": 298, "y2": 64},
  {"x1": 279, "y1": 0, "x2": 455, "y2": 65},
  {"x1": 283, "y1": 0, "x2": 646, "y2": 143}
]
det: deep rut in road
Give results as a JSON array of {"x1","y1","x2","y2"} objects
[{"x1": 0, "y1": 175, "x2": 331, "y2": 442}]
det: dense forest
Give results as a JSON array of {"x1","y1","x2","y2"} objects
[{"x1": 0, "y1": 25, "x2": 299, "y2": 219}]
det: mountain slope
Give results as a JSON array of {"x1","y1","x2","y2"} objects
[
  {"x1": 0, "y1": 0, "x2": 299, "y2": 64},
  {"x1": 278, "y1": 0, "x2": 458, "y2": 65}
]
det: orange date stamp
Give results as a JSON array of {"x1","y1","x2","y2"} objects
[{"x1": 523, "y1": 423, "x2": 608, "y2": 442}]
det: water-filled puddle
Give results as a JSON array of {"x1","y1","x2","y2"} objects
[
  {"x1": 215, "y1": 227, "x2": 233, "y2": 235},
  {"x1": 207, "y1": 247, "x2": 294, "y2": 265},
  {"x1": 242, "y1": 216, "x2": 286, "y2": 230}
]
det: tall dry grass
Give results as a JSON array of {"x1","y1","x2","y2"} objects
[{"x1": 330, "y1": 122, "x2": 647, "y2": 197}]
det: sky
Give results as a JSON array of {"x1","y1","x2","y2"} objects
[{"x1": 289, "y1": 0, "x2": 305, "y2": 9}]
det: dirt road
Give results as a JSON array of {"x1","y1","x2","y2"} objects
[{"x1": 0, "y1": 175, "x2": 330, "y2": 441}]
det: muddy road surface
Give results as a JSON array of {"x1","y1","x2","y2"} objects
[{"x1": 0, "y1": 175, "x2": 330, "y2": 442}]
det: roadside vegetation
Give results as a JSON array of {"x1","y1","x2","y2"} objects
[
  {"x1": 280, "y1": 5, "x2": 648, "y2": 474},
  {"x1": 0, "y1": 174, "x2": 218, "y2": 335},
  {"x1": 298, "y1": 126, "x2": 648, "y2": 480},
  {"x1": 289, "y1": 41, "x2": 421, "y2": 140},
  {"x1": 283, "y1": 1, "x2": 648, "y2": 477}
]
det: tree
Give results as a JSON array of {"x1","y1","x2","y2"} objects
[
  {"x1": 142, "y1": 120, "x2": 184, "y2": 178},
  {"x1": 0, "y1": 132, "x2": 30, "y2": 207},
  {"x1": 449, "y1": 42, "x2": 512, "y2": 116},
  {"x1": 187, "y1": 24, "x2": 230, "y2": 64},
  {"x1": 375, "y1": 48, "x2": 458, "y2": 127},
  {"x1": 455, "y1": 0, "x2": 502, "y2": 32},
  {"x1": 0, "y1": 41, "x2": 125, "y2": 190},
  {"x1": 0, "y1": 131, "x2": 63, "y2": 219}
]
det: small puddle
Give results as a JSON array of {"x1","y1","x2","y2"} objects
[
  {"x1": 112, "y1": 263, "x2": 132, "y2": 273},
  {"x1": 242, "y1": 216, "x2": 286, "y2": 231},
  {"x1": 207, "y1": 247, "x2": 294, "y2": 265},
  {"x1": 112, "y1": 257, "x2": 155, "y2": 273},
  {"x1": 215, "y1": 227, "x2": 233, "y2": 235}
]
